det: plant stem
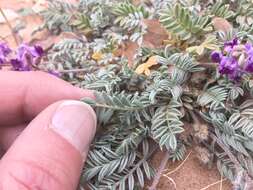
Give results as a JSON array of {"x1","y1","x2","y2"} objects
[
  {"x1": 0, "y1": 7, "x2": 19, "y2": 46},
  {"x1": 59, "y1": 68, "x2": 90, "y2": 73},
  {"x1": 148, "y1": 151, "x2": 170, "y2": 190},
  {"x1": 210, "y1": 133, "x2": 240, "y2": 167},
  {"x1": 94, "y1": 103, "x2": 146, "y2": 111},
  {"x1": 210, "y1": 133, "x2": 248, "y2": 190},
  {"x1": 189, "y1": 110, "x2": 200, "y2": 125},
  {"x1": 199, "y1": 179, "x2": 227, "y2": 190},
  {"x1": 163, "y1": 150, "x2": 192, "y2": 175},
  {"x1": 219, "y1": 174, "x2": 223, "y2": 190}
]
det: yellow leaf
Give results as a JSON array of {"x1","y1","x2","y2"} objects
[
  {"x1": 202, "y1": 35, "x2": 220, "y2": 51},
  {"x1": 92, "y1": 52, "x2": 103, "y2": 61},
  {"x1": 186, "y1": 35, "x2": 220, "y2": 55},
  {"x1": 145, "y1": 56, "x2": 158, "y2": 67},
  {"x1": 196, "y1": 46, "x2": 204, "y2": 55},
  {"x1": 144, "y1": 69, "x2": 151, "y2": 76},
  {"x1": 135, "y1": 64, "x2": 146, "y2": 75},
  {"x1": 135, "y1": 56, "x2": 158, "y2": 76},
  {"x1": 187, "y1": 45, "x2": 204, "y2": 55},
  {"x1": 204, "y1": 43, "x2": 219, "y2": 51},
  {"x1": 186, "y1": 46, "x2": 199, "y2": 54}
]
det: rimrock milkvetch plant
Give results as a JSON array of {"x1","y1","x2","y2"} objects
[{"x1": 5, "y1": 0, "x2": 253, "y2": 189}]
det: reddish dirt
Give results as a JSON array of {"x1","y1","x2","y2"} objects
[
  {"x1": 1, "y1": 1, "x2": 234, "y2": 189},
  {"x1": 149, "y1": 150, "x2": 232, "y2": 190}
]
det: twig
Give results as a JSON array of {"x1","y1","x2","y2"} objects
[
  {"x1": 219, "y1": 174, "x2": 223, "y2": 190},
  {"x1": 148, "y1": 151, "x2": 170, "y2": 190},
  {"x1": 210, "y1": 133, "x2": 240, "y2": 167},
  {"x1": 210, "y1": 133, "x2": 250, "y2": 190},
  {"x1": 244, "y1": 174, "x2": 253, "y2": 190},
  {"x1": 199, "y1": 179, "x2": 227, "y2": 190},
  {"x1": 162, "y1": 175, "x2": 177, "y2": 190},
  {"x1": 0, "y1": 7, "x2": 19, "y2": 46},
  {"x1": 59, "y1": 68, "x2": 92, "y2": 73},
  {"x1": 189, "y1": 110, "x2": 200, "y2": 125},
  {"x1": 232, "y1": 170, "x2": 244, "y2": 190},
  {"x1": 244, "y1": 157, "x2": 253, "y2": 190},
  {"x1": 163, "y1": 151, "x2": 192, "y2": 175}
]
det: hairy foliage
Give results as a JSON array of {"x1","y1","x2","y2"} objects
[
  {"x1": 209, "y1": 1, "x2": 234, "y2": 19},
  {"x1": 112, "y1": 2, "x2": 149, "y2": 44},
  {"x1": 40, "y1": 0, "x2": 253, "y2": 189},
  {"x1": 40, "y1": 0, "x2": 75, "y2": 34},
  {"x1": 159, "y1": 3, "x2": 211, "y2": 42}
]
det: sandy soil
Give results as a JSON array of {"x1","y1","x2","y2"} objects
[{"x1": 149, "y1": 150, "x2": 232, "y2": 190}]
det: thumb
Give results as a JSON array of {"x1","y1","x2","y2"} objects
[{"x1": 0, "y1": 100, "x2": 96, "y2": 190}]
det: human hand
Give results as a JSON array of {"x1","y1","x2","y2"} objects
[{"x1": 0, "y1": 71, "x2": 97, "y2": 190}]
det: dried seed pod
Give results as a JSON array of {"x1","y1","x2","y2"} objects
[
  {"x1": 195, "y1": 146, "x2": 212, "y2": 166},
  {"x1": 193, "y1": 124, "x2": 209, "y2": 142}
]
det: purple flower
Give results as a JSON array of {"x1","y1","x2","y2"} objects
[
  {"x1": 10, "y1": 59, "x2": 23, "y2": 71},
  {"x1": 17, "y1": 44, "x2": 43, "y2": 60},
  {"x1": 224, "y1": 38, "x2": 238, "y2": 53},
  {"x1": 34, "y1": 45, "x2": 44, "y2": 56},
  {"x1": 224, "y1": 38, "x2": 238, "y2": 47},
  {"x1": 211, "y1": 51, "x2": 222, "y2": 62},
  {"x1": 244, "y1": 43, "x2": 253, "y2": 72},
  {"x1": 0, "y1": 43, "x2": 11, "y2": 55},
  {"x1": 245, "y1": 63, "x2": 253, "y2": 72},
  {"x1": 11, "y1": 44, "x2": 44, "y2": 71},
  {"x1": 245, "y1": 43, "x2": 253, "y2": 52},
  {"x1": 228, "y1": 70, "x2": 242, "y2": 82},
  {"x1": 211, "y1": 39, "x2": 253, "y2": 81},
  {"x1": 10, "y1": 58, "x2": 30, "y2": 71},
  {"x1": 245, "y1": 57, "x2": 253, "y2": 72},
  {"x1": 219, "y1": 56, "x2": 238, "y2": 75},
  {"x1": 0, "y1": 43, "x2": 11, "y2": 64}
]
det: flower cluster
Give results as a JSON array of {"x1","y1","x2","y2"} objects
[
  {"x1": 0, "y1": 43, "x2": 11, "y2": 64},
  {"x1": 211, "y1": 38, "x2": 253, "y2": 81},
  {"x1": 0, "y1": 42, "x2": 44, "y2": 71}
]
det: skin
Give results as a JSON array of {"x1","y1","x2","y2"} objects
[{"x1": 0, "y1": 71, "x2": 96, "y2": 190}]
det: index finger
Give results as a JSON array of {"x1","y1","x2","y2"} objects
[{"x1": 0, "y1": 71, "x2": 94, "y2": 126}]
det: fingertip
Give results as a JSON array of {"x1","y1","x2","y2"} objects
[
  {"x1": 50, "y1": 100, "x2": 97, "y2": 155},
  {"x1": 0, "y1": 71, "x2": 96, "y2": 126},
  {"x1": 32, "y1": 71, "x2": 95, "y2": 99},
  {"x1": 0, "y1": 100, "x2": 97, "y2": 190}
]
